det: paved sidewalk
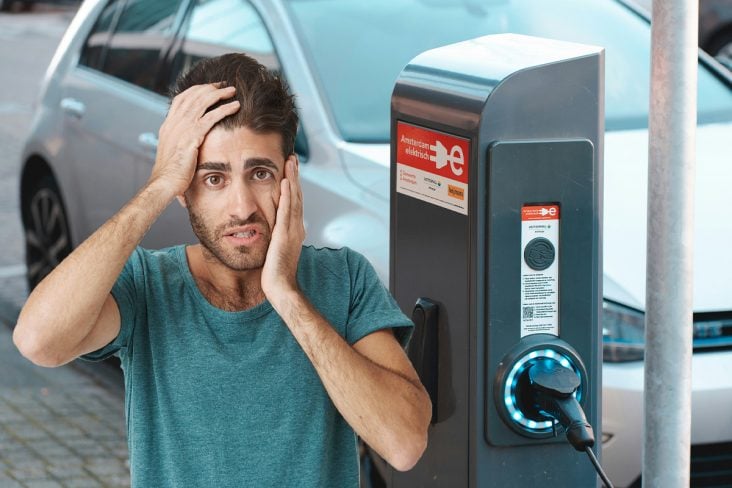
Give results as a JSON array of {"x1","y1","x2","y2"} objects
[
  {"x1": 0, "y1": 4, "x2": 131, "y2": 486},
  {"x1": 0, "y1": 322, "x2": 130, "y2": 488}
]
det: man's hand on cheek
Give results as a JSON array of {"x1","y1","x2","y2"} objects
[
  {"x1": 147, "y1": 83, "x2": 240, "y2": 200},
  {"x1": 261, "y1": 156, "x2": 305, "y2": 306}
]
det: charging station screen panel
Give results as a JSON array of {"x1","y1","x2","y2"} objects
[
  {"x1": 395, "y1": 121, "x2": 470, "y2": 215},
  {"x1": 521, "y1": 204, "x2": 560, "y2": 337}
]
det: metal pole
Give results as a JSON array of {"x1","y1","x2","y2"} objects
[{"x1": 643, "y1": 0, "x2": 698, "y2": 486}]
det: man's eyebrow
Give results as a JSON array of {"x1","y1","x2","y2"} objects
[
  {"x1": 244, "y1": 158, "x2": 280, "y2": 172},
  {"x1": 196, "y1": 162, "x2": 231, "y2": 172}
]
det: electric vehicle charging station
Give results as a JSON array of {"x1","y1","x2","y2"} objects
[{"x1": 388, "y1": 34, "x2": 605, "y2": 486}]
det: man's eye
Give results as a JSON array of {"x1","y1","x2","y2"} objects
[
  {"x1": 253, "y1": 169, "x2": 273, "y2": 181},
  {"x1": 205, "y1": 175, "x2": 223, "y2": 186}
]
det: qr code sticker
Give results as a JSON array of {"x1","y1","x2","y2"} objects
[{"x1": 522, "y1": 306, "x2": 534, "y2": 320}]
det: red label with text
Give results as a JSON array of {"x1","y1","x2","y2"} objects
[
  {"x1": 397, "y1": 122, "x2": 469, "y2": 184},
  {"x1": 522, "y1": 205, "x2": 560, "y2": 221}
]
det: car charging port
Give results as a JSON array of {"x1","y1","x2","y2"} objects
[
  {"x1": 527, "y1": 360, "x2": 614, "y2": 488},
  {"x1": 498, "y1": 345, "x2": 584, "y2": 438}
]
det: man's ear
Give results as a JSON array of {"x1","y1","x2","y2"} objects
[{"x1": 176, "y1": 195, "x2": 187, "y2": 208}]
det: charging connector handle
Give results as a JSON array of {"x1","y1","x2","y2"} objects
[
  {"x1": 528, "y1": 361, "x2": 614, "y2": 488},
  {"x1": 528, "y1": 361, "x2": 594, "y2": 451}
]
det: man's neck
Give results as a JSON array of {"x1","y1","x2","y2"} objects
[{"x1": 185, "y1": 244, "x2": 266, "y2": 312}]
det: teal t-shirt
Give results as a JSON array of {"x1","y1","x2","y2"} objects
[{"x1": 82, "y1": 245, "x2": 413, "y2": 487}]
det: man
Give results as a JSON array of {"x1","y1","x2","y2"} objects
[{"x1": 13, "y1": 53, "x2": 431, "y2": 487}]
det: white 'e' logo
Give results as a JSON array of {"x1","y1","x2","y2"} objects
[{"x1": 429, "y1": 140, "x2": 464, "y2": 176}]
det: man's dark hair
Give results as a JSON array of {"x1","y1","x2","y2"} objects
[{"x1": 172, "y1": 53, "x2": 298, "y2": 157}]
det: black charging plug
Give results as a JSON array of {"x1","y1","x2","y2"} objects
[
  {"x1": 528, "y1": 360, "x2": 595, "y2": 451},
  {"x1": 525, "y1": 358, "x2": 614, "y2": 488}
]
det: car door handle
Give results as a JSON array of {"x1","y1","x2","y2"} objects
[
  {"x1": 138, "y1": 132, "x2": 159, "y2": 150},
  {"x1": 60, "y1": 97, "x2": 85, "y2": 118}
]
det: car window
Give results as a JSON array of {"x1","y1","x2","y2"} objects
[
  {"x1": 168, "y1": 0, "x2": 279, "y2": 87},
  {"x1": 287, "y1": 0, "x2": 732, "y2": 142},
  {"x1": 167, "y1": 0, "x2": 309, "y2": 158},
  {"x1": 100, "y1": 0, "x2": 185, "y2": 91},
  {"x1": 79, "y1": 0, "x2": 123, "y2": 70}
]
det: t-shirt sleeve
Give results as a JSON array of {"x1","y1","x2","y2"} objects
[
  {"x1": 344, "y1": 248, "x2": 414, "y2": 347},
  {"x1": 80, "y1": 248, "x2": 141, "y2": 362}
]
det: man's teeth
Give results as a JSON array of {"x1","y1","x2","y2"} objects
[{"x1": 232, "y1": 231, "x2": 255, "y2": 238}]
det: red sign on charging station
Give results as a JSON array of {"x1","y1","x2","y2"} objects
[{"x1": 396, "y1": 121, "x2": 470, "y2": 215}]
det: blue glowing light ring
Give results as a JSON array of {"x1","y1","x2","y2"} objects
[{"x1": 503, "y1": 348, "x2": 581, "y2": 433}]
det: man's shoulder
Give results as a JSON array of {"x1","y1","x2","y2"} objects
[
  {"x1": 297, "y1": 245, "x2": 382, "y2": 295},
  {"x1": 121, "y1": 245, "x2": 187, "y2": 283},
  {"x1": 129, "y1": 245, "x2": 185, "y2": 265},
  {"x1": 299, "y1": 245, "x2": 369, "y2": 274},
  {"x1": 300, "y1": 244, "x2": 347, "y2": 260}
]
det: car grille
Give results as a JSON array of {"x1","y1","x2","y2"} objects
[
  {"x1": 691, "y1": 442, "x2": 732, "y2": 487},
  {"x1": 627, "y1": 442, "x2": 732, "y2": 487}
]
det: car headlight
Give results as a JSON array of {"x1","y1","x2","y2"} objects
[{"x1": 602, "y1": 300, "x2": 645, "y2": 362}]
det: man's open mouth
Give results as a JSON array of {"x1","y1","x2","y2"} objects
[
  {"x1": 223, "y1": 226, "x2": 263, "y2": 245},
  {"x1": 229, "y1": 230, "x2": 256, "y2": 238}
]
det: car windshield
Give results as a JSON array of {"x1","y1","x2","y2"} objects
[{"x1": 287, "y1": 0, "x2": 732, "y2": 142}]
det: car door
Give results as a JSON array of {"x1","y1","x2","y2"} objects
[{"x1": 58, "y1": 0, "x2": 190, "y2": 244}]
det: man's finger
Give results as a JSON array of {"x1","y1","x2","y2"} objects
[
  {"x1": 176, "y1": 83, "x2": 232, "y2": 114},
  {"x1": 171, "y1": 82, "x2": 221, "y2": 110},
  {"x1": 290, "y1": 159, "x2": 304, "y2": 222},
  {"x1": 193, "y1": 86, "x2": 237, "y2": 118},
  {"x1": 296, "y1": 159, "x2": 303, "y2": 205},
  {"x1": 276, "y1": 178, "x2": 292, "y2": 233},
  {"x1": 199, "y1": 100, "x2": 240, "y2": 132}
]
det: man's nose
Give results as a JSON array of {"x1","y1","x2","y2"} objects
[{"x1": 227, "y1": 179, "x2": 258, "y2": 220}]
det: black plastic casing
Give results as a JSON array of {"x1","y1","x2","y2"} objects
[{"x1": 389, "y1": 34, "x2": 604, "y2": 487}]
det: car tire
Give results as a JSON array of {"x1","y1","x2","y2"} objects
[
  {"x1": 22, "y1": 173, "x2": 72, "y2": 291},
  {"x1": 705, "y1": 28, "x2": 732, "y2": 71}
]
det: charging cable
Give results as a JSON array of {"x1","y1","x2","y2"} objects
[{"x1": 528, "y1": 361, "x2": 615, "y2": 488}]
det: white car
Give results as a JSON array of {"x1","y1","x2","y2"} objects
[{"x1": 19, "y1": 0, "x2": 732, "y2": 485}]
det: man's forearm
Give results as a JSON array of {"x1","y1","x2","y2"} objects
[
  {"x1": 14, "y1": 179, "x2": 174, "y2": 364},
  {"x1": 272, "y1": 291, "x2": 430, "y2": 471}
]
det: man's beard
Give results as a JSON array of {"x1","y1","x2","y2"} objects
[{"x1": 187, "y1": 206, "x2": 271, "y2": 272}]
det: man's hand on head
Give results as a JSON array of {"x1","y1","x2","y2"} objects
[
  {"x1": 261, "y1": 156, "x2": 306, "y2": 307},
  {"x1": 148, "y1": 83, "x2": 240, "y2": 199}
]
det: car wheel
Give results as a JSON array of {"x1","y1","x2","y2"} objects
[
  {"x1": 22, "y1": 174, "x2": 72, "y2": 290},
  {"x1": 705, "y1": 29, "x2": 732, "y2": 71}
]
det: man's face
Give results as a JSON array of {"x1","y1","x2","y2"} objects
[{"x1": 181, "y1": 125, "x2": 292, "y2": 271}]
